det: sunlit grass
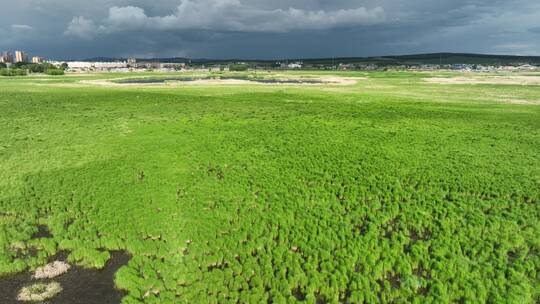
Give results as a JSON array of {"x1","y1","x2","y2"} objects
[{"x1": 0, "y1": 71, "x2": 539, "y2": 303}]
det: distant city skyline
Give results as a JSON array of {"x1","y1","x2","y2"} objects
[
  {"x1": 0, "y1": 49, "x2": 47, "y2": 65},
  {"x1": 1, "y1": 1, "x2": 540, "y2": 60}
]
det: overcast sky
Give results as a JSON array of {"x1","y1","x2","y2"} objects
[{"x1": 1, "y1": 0, "x2": 539, "y2": 59}]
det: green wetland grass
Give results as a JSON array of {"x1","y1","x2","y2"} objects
[{"x1": 0, "y1": 71, "x2": 539, "y2": 303}]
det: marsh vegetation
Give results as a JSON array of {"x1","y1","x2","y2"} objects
[{"x1": 0, "y1": 71, "x2": 538, "y2": 303}]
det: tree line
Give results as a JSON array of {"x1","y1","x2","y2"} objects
[{"x1": 0, "y1": 62, "x2": 67, "y2": 76}]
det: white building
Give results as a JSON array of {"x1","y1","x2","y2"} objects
[
  {"x1": 287, "y1": 62, "x2": 303, "y2": 69},
  {"x1": 47, "y1": 61, "x2": 128, "y2": 71}
]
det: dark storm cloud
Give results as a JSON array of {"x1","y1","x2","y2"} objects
[{"x1": 1, "y1": 0, "x2": 539, "y2": 59}]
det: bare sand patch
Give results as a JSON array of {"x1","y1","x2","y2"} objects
[
  {"x1": 17, "y1": 282, "x2": 62, "y2": 302},
  {"x1": 320, "y1": 76, "x2": 362, "y2": 85},
  {"x1": 33, "y1": 261, "x2": 71, "y2": 279},
  {"x1": 425, "y1": 76, "x2": 540, "y2": 85},
  {"x1": 64, "y1": 73, "x2": 99, "y2": 77},
  {"x1": 502, "y1": 99, "x2": 540, "y2": 105}
]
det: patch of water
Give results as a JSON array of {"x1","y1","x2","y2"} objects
[
  {"x1": 115, "y1": 76, "x2": 326, "y2": 84},
  {"x1": 31, "y1": 225, "x2": 52, "y2": 239},
  {"x1": 0, "y1": 251, "x2": 130, "y2": 304}
]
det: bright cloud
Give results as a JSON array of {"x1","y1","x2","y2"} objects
[{"x1": 65, "y1": 16, "x2": 97, "y2": 39}]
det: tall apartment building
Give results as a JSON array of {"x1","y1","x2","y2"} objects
[
  {"x1": 15, "y1": 51, "x2": 27, "y2": 63},
  {"x1": 0, "y1": 51, "x2": 13, "y2": 63},
  {"x1": 32, "y1": 56, "x2": 43, "y2": 63}
]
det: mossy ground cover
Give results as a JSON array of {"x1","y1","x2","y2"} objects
[{"x1": 0, "y1": 71, "x2": 539, "y2": 303}]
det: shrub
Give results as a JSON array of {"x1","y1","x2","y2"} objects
[
  {"x1": 0, "y1": 68, "x2": 27, "y2": 76},
  {"x1": 27, "y1": 64, "x2": 46, "y2": 73},
  {"x1": 229, "y1": 64, "x2": 249, "y2": 71},
  {"x1": 45, "y1": 69, "x2": 64, "y2": 75},
  {"x1": 69, "y1": 248, "x2": 111, "y2": 269}
]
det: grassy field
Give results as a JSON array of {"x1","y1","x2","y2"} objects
[{"x1": 0, "y1": 71, "x2": 539, "y2": 303}]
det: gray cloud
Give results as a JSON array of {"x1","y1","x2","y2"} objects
[
  {"x1": 11, "y1": 24, "x2": 34, "y2": 31},
  {"x1": 1, "y1": 0, "x2": 539, "y2": 59},
  {"x1": 83, "y1": 1, "x2": 386, "y2": 35}
]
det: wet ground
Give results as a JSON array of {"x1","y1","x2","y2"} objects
[
  {"x1": 115, "y1": 75, "x2": 326, "y2": 84},
  {"x1": 31, "y1": 225, "x2": 53, "y2": 239},
  {"x1": 0, "y1": 251, "x2": 130, "y2": 304}
]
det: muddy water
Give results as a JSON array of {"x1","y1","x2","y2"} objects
[
  {"x1": 0, "y1": 251, "x2": 130, "y2": 304},
  {"x1": 31, "y1": 225, "x2": 53, "y2": 239},
  {"x1": 115, "y1": 76, "x2": 326, "y2": 84}
]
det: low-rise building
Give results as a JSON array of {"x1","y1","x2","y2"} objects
[
  {"x1": 160, "y1": 62, "x2": 186, "y2": 71},
  {"x1": 47, "y1": 61, "x2": 128, "y2": 72},
  {"x1": 287, "y1": 62, "x2": 303, "y2": 69}
]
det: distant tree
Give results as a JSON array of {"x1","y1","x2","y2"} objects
[
  {"x1": 0, "y1": 62, "x2": 6, "y2": 69},
  {"x1": 12, "y1": 62, "x2": 27, "y2": 69},
  {"x1": 61, "y1": 62, "x2": 69, "y2": 70},
  {"x1": 17, "y1": 63, "x2": 60, "y2": 74},
  {"x1": 27, "y1": 63, "x2": 45, "y2": 73}
]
